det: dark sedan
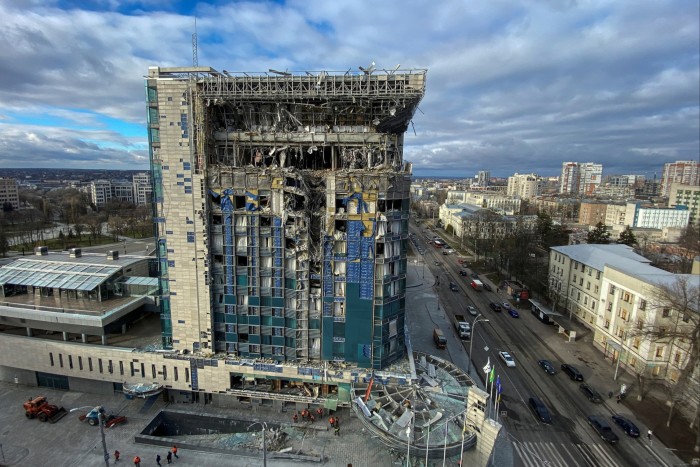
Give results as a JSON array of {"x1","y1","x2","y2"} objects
[
  {"x1": 483, "y1": 283, "x2": 492, "y2": 291},
  {"x1": 459, "y1": 270, "x2": 468, "y2": 276},
  {"x1": 470, "y1": 272, "x2": 479, "y2": 279},
  {"x1": 538, "y1": 359, "x2": 556, "y2": 375},
  {"x1": 612, "y1": 415, "x2": 640, "y2": 437},
  {"x1": 508, "y1": 308, "x2": 519, "y2": 318},
  {"x1": 561, "y1": 363, "x2": 584, "y2": 381},
  {"x1": 489, "y1": 302, "x2": 502, "y2": 312},
  {"x1": 579, "y1": 383, "x2": 603, "y2": 403},
  {"x1": 529, "y1": 397, "x2": 552, "y2": 424},
  {"x1": 588, "y1": 415, "x2": 619, "y2": 444}
]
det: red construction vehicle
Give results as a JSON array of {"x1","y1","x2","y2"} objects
[
  {"x1": 23, "y1": 396, "x2": 68, "y2": 423},
  {"x1": 78, "y1": 406, "x2": 127, "y2": 428}
]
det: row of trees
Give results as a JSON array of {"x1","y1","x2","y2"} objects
[{"x1": 0, "y1": 187, "x2": 154, "y2": 256}]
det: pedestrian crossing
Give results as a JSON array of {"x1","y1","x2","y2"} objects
[{"x1": 513, "y1": 441, "x2": 621, "y2": 467}]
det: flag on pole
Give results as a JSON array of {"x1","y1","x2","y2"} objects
[
  {"x1": 482, "y1": 358, "x2": 491, "y2": 375},
  {"x1": 496, "y1": 376, "x2": 502, "y2": 402},
  {"x1": 489, "y1": 366, "x2": 495, "y2": 383}
]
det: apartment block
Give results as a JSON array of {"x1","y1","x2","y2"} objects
[
  {"x1": 507, "y1": 173, "x2": 542, "y2": 199},
  {"x1": 578, "y1": 201, "x2": 608, "y2": 226},
  {"x1": 668, "y1": 183, "x2": 700, "y2": 227},
  {"x1": 625, "y1": 202, "x2": 690, "y2": 229},
  {"x1": 559, "y1": 162, "x2": 603, "y2": 195},
  {"x1": 661, "y1": 160, "x2": 700, "y2": 197},
  {"x1": 146, "y1": 66, "x2": 425, "y2": 369},
  {"x1": 132, "y1": 172, "x2": 153, "y2": 206},
  {"x1": 548, "y1": 244, "x2": 698, "y2": 393},
  {"x1": 0, "y1": 177, "x2": 19, "y2": 210}
]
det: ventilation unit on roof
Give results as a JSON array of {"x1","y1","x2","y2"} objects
[
  {"x1": 34, "y1": 246, "x2": 48, "y2": 256},
  {"x1": 69, "y1": 248, "x2": 82, "y2": 258},
  {"x1": 106, "y1": 250, "x2": 119, "y2": 260}
]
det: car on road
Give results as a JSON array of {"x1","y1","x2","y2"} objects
[
  {"x1": 502, "y1": 302, "x2": 512, "y2": 310},
  {"x1": 508, "y1": 308, "x2": 519, "y2": 318},
  {"x1": 538, "y1": 359, "x2": 556, "y2": 375},
  {"x1": 459, "y1": 270, "x2": 468, "y2": 276},
  {"x1": 587, "y1": 415, "x2": 619, "y2": 444},
  {"x1": 467, "y1": 306, "x2": 478, "y2": 316},
  {"x1": 561, "y1": 363, "x2": 584, "y2": 381},
  {"x1": 611, "y1": 415, "x2": 640, "y2": 437},
  {"x1": 449, "y1": 282, "x2": 459, "y2": 292},
  {"x1": 499, "y1": 351, "x2": 516, "y2": 367},
  {"x1": 442, "y1": 249, "x2": 454, "y2": 255},
  {"x1": 482, "y1": 282, "x2": 492, "y2": 291},
  {"x1": 579, "y1": 383, "x2": 603, "y2": 403},
  {"x1": 489, "y1": 302, "x2": 502, "y2": 312},
  {"x1": 528, "y1": 397, "x2": 552, "y2": 424},
  {"x1": 470, "y1": 272, "x2": 479, "y2": 279}
]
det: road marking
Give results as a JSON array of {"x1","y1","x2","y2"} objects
[
  {"x1": 512, "y1": 442, "x2": 540, "y2": 467},
  {"x1": 576, "y1": 443, "x2": 621, "y2": 467},
  {"x1": 541, "y1": 441, "x2": 571, "y2": 467}
]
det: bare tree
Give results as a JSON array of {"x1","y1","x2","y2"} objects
[{"x1": 634, "y1": 276, "x2": 700, "y2": 452}]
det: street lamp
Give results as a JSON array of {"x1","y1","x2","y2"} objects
[
  {"x1": 467, "y1": 315, "x2": 490, "y2": 374},
  {"x1": 248, "y1": 421, "x2": 268, "y2": 467},
  {"x1": 69, "y1": 406, "x2": 109, "y2": 467}
]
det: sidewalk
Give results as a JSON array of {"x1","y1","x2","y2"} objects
[{"x1": 542, "y1": 322, "x2": 692, "y2": 466}]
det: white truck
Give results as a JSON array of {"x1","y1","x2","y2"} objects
[
  {"x1": 470, "y1": 279, "x2": 484, "y2": 291},
  {"x1": 453, "y1": 314, "x2": 471, "y2": 339}
]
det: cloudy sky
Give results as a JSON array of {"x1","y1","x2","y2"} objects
[{"x1": 0, "y1": 0, "x2": 697, "y2": 178}]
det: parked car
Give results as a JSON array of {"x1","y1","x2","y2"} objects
[
  {"x1": 499, "y1": 351, "x2": 516, "y2": 367},
  {"x1": 561, "y1": 363, "x2": 584, "y2": 381},
  {"x1": 467, "y1": 306, "x2": 478, "y2": 316},
  {"x1": 470, "y1": 272, "x2": 479, "y2": 279},
  {"x1": 508, "y1": 308, "x2": 519, "y2": 318},
  {"x1": 587, "y1": 415, "x2": 619, "y2": 444},
  {"x1": 579, "y1": 383, "x2": 603, "y2": 403},
  {"x1": 502, "y1": 302, "x2": 512, "y2": 310},
  {"x1": 449, "y1": 282, "x2": 459, "y2": 292},
  {"x1": 611, "y1": 415, "x2": 640, "y2": 437},
  {"x1": 489, "y1": 302, "x2": 502, "y2": 312},
  {"x1": 538, "y1": 359, "x2": 556, "y2": 375},
  {"x1": 528, "y1": 397, "x2": 552, "y2": 424},
  {"x1": 459, "y1": 270, "x2": 468, "y2": 276},
  {"x1": 483, "y1": 283, "x2": 492, "y2": 291}
]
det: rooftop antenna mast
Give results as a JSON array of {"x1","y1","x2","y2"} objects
[{"x1": 192, "y1": 17, "x2": 198, "y2": 67}]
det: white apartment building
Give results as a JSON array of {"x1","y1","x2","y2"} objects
[
  {"x1": 111, "y1": 180, "x2": 134, "y2": 203},
  {"x1": 475, "y1": 170, "x2": 490, "y2": 188},
  {"x1": 604, "y1": 204, "x2": 627, "y2": 227},
  {"x1": 132, "y1": 172, "x2": 153, "y2": 206},
  {"x1": 661, "y1": 160, "x2": 700, "y2": 197},
  {"x1": 625, "y1": 202, "x2": 690, "y2": 229},
  {"x1": 0, "y1": 177, "x2": 19, "y2": 210},
  {"x1": 549, "y1": 244, "x2": 698, "y2": 391},
  {"x1": 507, "y1": 173, "x2": 542, "y2": 199},
  {"x1": 90, "y1": 180, "x2": 112, "y2": 206}
]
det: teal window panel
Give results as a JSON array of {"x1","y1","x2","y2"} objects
[
  {"x1": 334, "y1": 322, "x2": 346, "y2": 336},
  {"x1": 272, "y1": 336, "x2": 285, "y2": 347},
  {"x1": 237, "y1": 316, "x2": 248, "y2": 324},
  {"x1": 225, "y1": 314, "x2": 237, "y2": 324},
  {"x1": 224, "y1": 295, "x2": 236, "y2": 305},
  {"x1": 236, "y1": 275, "x2": 248, "y2": 286},
  {"x1": 285, "y1": 278, "x2": 296, "y2": 289},
  {"x1": 214, "y1": 312, "x2": 225, "y2": 323},
  {"x1": 261, "y1": 316, "x2": 272, "y2": 326},
  {"x1": 249, "y1": 315, "x2": 260, "y2": 325},
  {"x1": 249, "y1": 296, "x2": 260, "y2": 306},
  {"x1": 225, "y1": 332, "x2": 237, "y2": 341},
  {"x1": 309, "y1": 319, "x2": 321, "y2": 330},
  {"x1": 260, "y1": 296, "x2": 271, "y2": 306},
  {"x1": 333, "y1": 341, "x2": 345, "y2": 355},
  {"x1": 249, "y1": 334, "x2": 260, "y2": 344},
  {"x1": 285, "y1": 337, "x2": 295, "y2": 347},
  {"x1": 261, "y1": 335, "x2": 271, "y2": 345},
  {"x1": 271, "y1": 297, "x2": 284, "y2": 308},
  {"x1": 271, "y1": 317, "x2": 285, "y2": 327},
  {"x1": 285, "y1": 318, "x2": 296, "y2": 328}
]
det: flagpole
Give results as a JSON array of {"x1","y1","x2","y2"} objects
[
  {"x1": 425, "y1": 421, "x2": 431, "y2": 466},
  {"x1": 459, "y1": 411, "x2": 467, "y2": 466},
  {"x1": 442, "y1": 421, "x2": 448, "y2": 467},
  {"x1": 489, "y1": 368, "x2": 495, "y2": 419}
]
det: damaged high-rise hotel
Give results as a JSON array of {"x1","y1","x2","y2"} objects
[{"x1": 147, "y1": 66, "x2": 426, "y2": 369}]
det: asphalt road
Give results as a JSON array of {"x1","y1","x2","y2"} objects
[{"x1": 409, "y1": 221, "x2": 672, "y2": 467}]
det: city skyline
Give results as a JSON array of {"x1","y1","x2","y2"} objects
[{"x1": 0, "y1": 1, "x2": 698, "y2": 177}]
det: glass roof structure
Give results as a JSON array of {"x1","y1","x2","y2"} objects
[{"x1": 0, "y1": 259, "x2": 121, "y2": 292}]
